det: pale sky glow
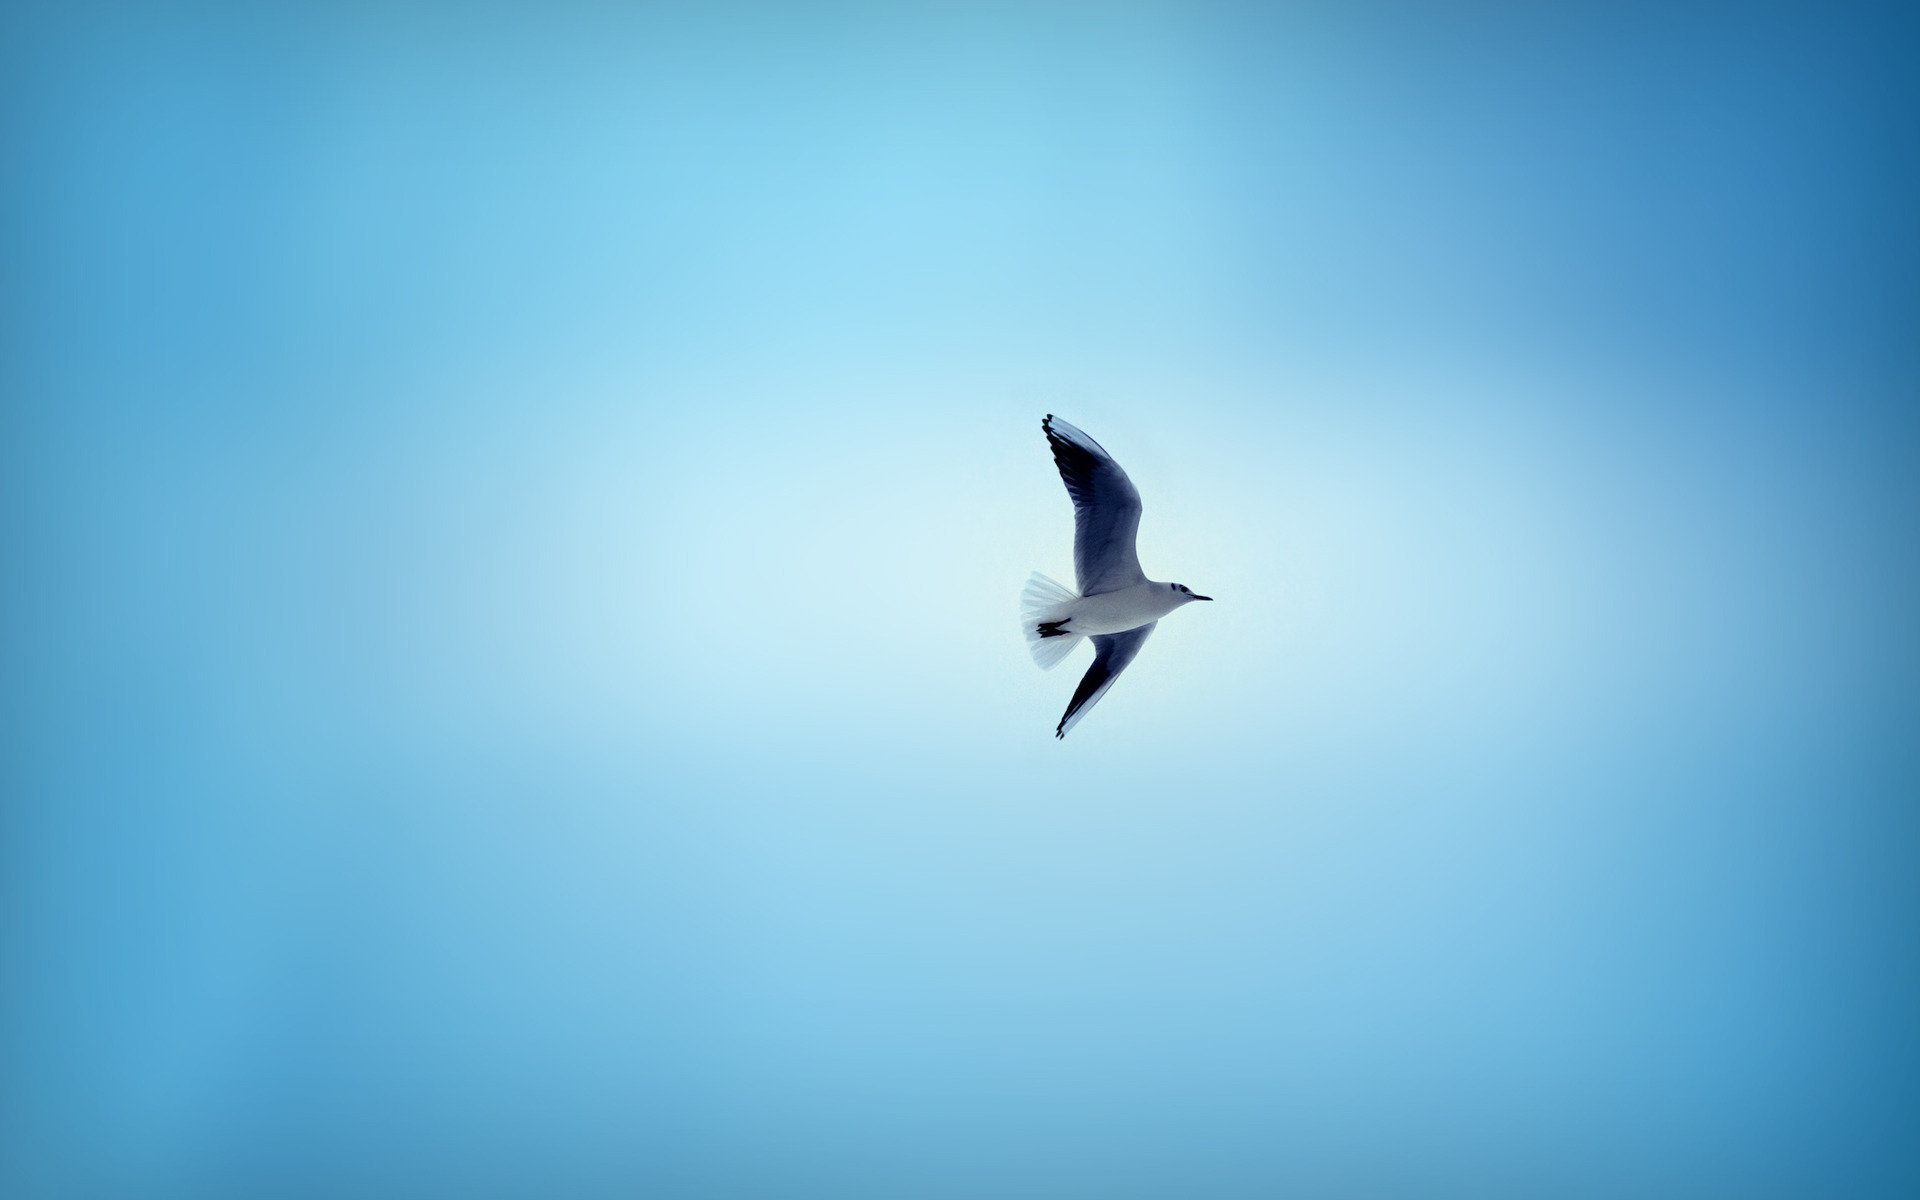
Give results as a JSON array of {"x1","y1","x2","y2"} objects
[{"x1": 3, "y1": 4, "x2": 1917, "y2": 1198}]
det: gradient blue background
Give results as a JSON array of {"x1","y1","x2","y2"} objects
[{"x1": 4, "y1": 3, "x2": 1918, "y2": 1197}]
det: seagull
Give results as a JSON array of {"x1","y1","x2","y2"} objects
[{"x1": 1023, "y1": 414, "x2": 1212, "y2": 739}]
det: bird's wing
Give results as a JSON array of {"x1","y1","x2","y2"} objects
[
  {"x1": 1043, "y1": 414, "x2": 1146, "y2": 595},
  {"x1": 1056, "y1": 622, "x2": 1156, "y2": 739}
]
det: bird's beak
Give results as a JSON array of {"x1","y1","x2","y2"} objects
[{"x1": 1192, "y1": 593, "x2": 1213, "y2": 601}]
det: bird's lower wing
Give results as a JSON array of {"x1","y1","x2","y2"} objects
[{"x1": 1056, "y1": 622, "x2": 1156, "y2": 739}]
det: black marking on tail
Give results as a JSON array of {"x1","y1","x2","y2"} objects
[{"x1": 1036, "y1": 619, "x2": 1071, "y2": 639}]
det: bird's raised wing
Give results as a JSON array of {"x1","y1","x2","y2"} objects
[
  {"x1": 1056, "y1": 622, "x2": 1155, "y2": 739},
  {"x1": 1043, "y1": 414, "x2": 1146, "y2": 595}
]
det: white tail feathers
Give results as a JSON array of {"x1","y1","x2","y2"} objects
[
  {"x1": 1021, "y1": 572, "x2": 1085, "y2": 669},
  {"x1": 1022, "y1": 571, "x2": 1079, "y2": 614},
  {"x1": 1028, "y1": 628, "x2": 1084, "y2": 670}
]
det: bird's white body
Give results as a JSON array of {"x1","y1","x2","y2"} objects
[{"x1": 1054, "y1": 582, "x2": 1195, "y2": 636}]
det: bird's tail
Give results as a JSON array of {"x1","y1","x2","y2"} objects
[{"x1": 1021, "y1": 571, "x2": 1085, "y2": 670}]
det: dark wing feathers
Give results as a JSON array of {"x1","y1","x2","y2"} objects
[
  {"x1": 1056, "y1": 622, "x2": 1156, "y2": 739},
  {"x1": 1043, "y1": 414, "x2": 1147, "y2": 595}
]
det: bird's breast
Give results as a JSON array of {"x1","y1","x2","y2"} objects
[{"x1": 1068, "y1": 585, "x2": 1175, "y2": 635}]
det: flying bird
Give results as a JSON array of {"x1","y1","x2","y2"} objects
[{"x1": 1024, "y1": 415, "x2": 1212, "y2": 739}]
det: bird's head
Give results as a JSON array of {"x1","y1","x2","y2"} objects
[{"x1": 1170, "y1": 582, "x2": 1213, "y2": 603}]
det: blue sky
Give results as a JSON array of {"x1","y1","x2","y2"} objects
[{"x1": 4, "y1": 3, "x2": 1917, "y2": 1198}]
